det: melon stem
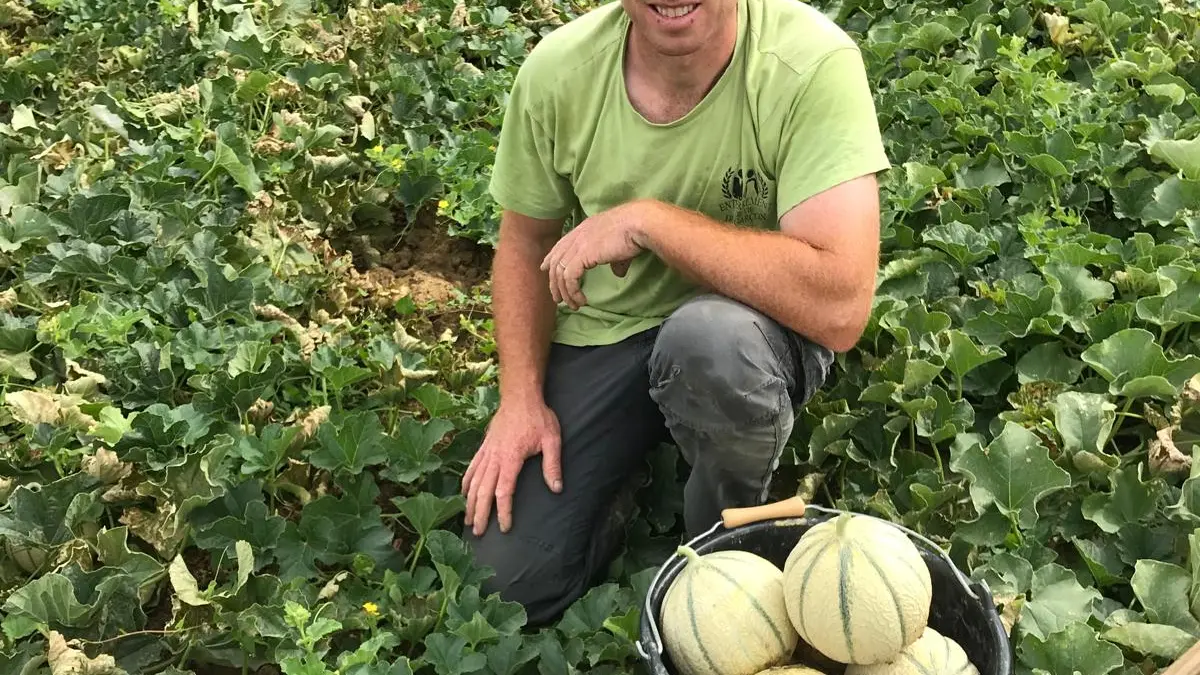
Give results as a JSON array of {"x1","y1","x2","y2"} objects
[
  {"x1": 834, "y1": 513, "x2": 852, "y2": 536},
  {"x1": 676, "y1": 545, "x2": 701, "y2": 564}
]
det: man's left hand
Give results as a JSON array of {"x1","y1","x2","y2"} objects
[{"x1": 539, "y1": 201, "x2": 650, "y2": 310}]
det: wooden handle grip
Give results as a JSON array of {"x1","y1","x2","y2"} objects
[
  {"x1": 1162, "y1": 637, "x2": 1200, "y2": 675},
  {"x1": 721, "y1": 496, "x2": 808, "y2": 529}
]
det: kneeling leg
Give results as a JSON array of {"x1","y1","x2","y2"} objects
[
  {"x1": 463, "y1": 331, "x2": 668, "y2": 626},
  {"x1": 648, "y1": 294, "x2": 834, "y2": 538}
]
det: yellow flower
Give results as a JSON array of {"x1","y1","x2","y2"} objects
[
  {"x1": 438, "y1": 199, "x2": 449, "y2": 210},
  {"x1": 362, "y1": 602, "x2": 379, "y2": 616}
]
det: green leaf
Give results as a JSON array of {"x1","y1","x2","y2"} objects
[
  {"x1": 1043, "y1": 261, "x2": 1114, "y2": 329},
  {"x1": 1, "y1": 568, "x2": 145, "y2": 640},
  {"x1": 1018, "y1": 563, "x2": 1103, "y2": 641},
  {"x1": 0, "y1": 472, "x2": 102, "y2": 548},
  {"x1": 1051, "y1": 391, "x2": 1117, "y2": 457},
  {"x1": 1017, "y1": 342, "x2": 1085, "y2": 384},
  {"x1": 939, "y1": 329, "x2": 1005, "y2": 381},
  {"x1": 452, "y1": 611, "x2": 500, "y2": 649},
  {"x1": 1028, "y1": 153, "x2": 1070, "y2": 178},
  {"x1": 1131, "y1": 560, "x2": 1200, "y2": 634},
  {"x1": 1149, "y1": 136, "x2": 1200, "y2": 180},
  {"x1": 949, "y1": 422, "x2": 1072, "y2": 529},
  {"x1": 915, "y1": 385, "x2": 974, "y2": 443},
  {"x1": 169, "y1": 555, "x2": 211, "y2": 606},
  {"x1": 1081, "y1": 328, "x2": 1200, "y2": 399},
  {"x1": 383, "y1": 417, "x2": 454, "y2": 483},
  {"x1": 1073, "y1": 537, "x2": 1127, "y2": 587},
  {"x1": 0, "y1": 351, "x2": 35, "y2": 380},
  {"x1": 1191, "y1": 529, "x2": 1200, "y2": 622},
  {"x1": 209, "y1": 124, "x2": 262, "y2": 194},
  {"x1": 1103, "y1": 622, "x2": 1197, "y2": 659},
  {"x1": 1017, "y1": 621, "x2": 1124, "y2": 675},
  {"x1": 394, "y1": 492, "x2": 466, "y2": 538},
  {"x1": 89, "y1": 104, "x2": 129, "y2": 139},
  {"x1": 921, "y1": 221, "x2": 994, "y2": 267},
  {"x1": 235, "y1": 539, "x2": 254, "y2": 591},
  {"x1": 10, "y1": 104, "x2": 36, "y2": 131},
  {"x1": 963, "y1": 284, "x2": 1063, "y2": 345},
  {"x1": 1082, "y1": 465, "x2": 1159, "y2": 534},
  {"x1": 421, "y1": 633, "x2": 486, "y2": 675},
  {"x1": 309, "y1": 410, "x2": 390, "y2": 475},
  {"x1": 879, "y1": 301, "x2": 951, "y2": 350}
]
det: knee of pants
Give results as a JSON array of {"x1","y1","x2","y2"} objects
[
  {"x1": 463, "y1": 527, "x2": 584, "y2": 626},
  {"x1": 648, "y1": 294, "x2": 794, "y2": 433}
]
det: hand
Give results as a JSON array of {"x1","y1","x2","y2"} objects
[
  {"x1": 539, "y1": 202, "x2": 651, "y2": 310},
  {"x1": 462, "y1": 399, "x2": 562, "y2": 536}
]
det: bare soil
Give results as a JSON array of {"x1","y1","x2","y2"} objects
[{"x1": 358, "y1": 207, "x2": 493, "y2": 308}]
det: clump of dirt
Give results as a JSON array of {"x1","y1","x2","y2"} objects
[
  {"x1": 335, "y1": 206, "x2": 493, "y2": 311},
  {"x1": 380, "y1": 210, "x2": 492, "y2": 306}
]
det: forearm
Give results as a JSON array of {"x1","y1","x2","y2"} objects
[
  {"x1": 491, "y1": 221, "x2": 560, "y2": 405},
  {"x1": 633, "y1": 201, "x2": 872, "y2": 352}
]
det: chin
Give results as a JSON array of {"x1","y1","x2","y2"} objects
[{"x1": 624, "y1": 0, "x2": 717, "y2": 52}]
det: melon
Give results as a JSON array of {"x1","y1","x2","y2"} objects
[
  {"x1": 662, "y1": 546, "x2": 799, "y2": 675},
  {"x1": 755, "y1": 667, "x2": 829, "y2": 674},
  {"x1": 782, "y1": 513, "x2": 932, "y2": 665},
  {"x1": 844, "y1": 627, "x2": 979, "y2": 675}
]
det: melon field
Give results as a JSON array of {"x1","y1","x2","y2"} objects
[{"x1": 1, "y1": 0, "x2": 1199, "y2": 673}]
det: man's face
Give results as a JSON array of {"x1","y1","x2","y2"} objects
[{"x1": 621, "y1": 0, "x2": 736, "y2": 57}]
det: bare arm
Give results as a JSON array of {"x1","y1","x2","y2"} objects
[
  {"x1": 491, "y1": 209, "x2": 565, "y2": 405},
  {"x1": 542, "y1": 174, "x2": 882, "y2": 354},
  {"x1": 462, "y1": 209, "x2": 567, "y2": 535},
  {"x1": 632, "y1": 174, "x2": 881, "y2": 352}
]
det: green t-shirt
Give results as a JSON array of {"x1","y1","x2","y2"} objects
[{"x1": 489, "y1": 0, "x2": 891, "y2": 347}]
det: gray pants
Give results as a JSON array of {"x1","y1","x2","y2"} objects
[{"x1": 462, "y1": 293, "x2": 833, "y2": 626}]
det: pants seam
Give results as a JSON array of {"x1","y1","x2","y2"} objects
[{"x1": 754, "y1": 382, "x2": 788, "y2": 504}]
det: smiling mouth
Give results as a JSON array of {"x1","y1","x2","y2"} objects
[{"x1": 651, "y1": 3, "x2": 697, "y2": 18}]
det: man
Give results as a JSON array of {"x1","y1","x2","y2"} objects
[{"x1": 460, "y1": 0, "x2": 890, "y2": 626}]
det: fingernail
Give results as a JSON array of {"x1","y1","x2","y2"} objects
[{"x1": 553, "y1": 480, "x2": 562, "y2": 492}]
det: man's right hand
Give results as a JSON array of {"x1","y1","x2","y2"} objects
[{"x1": 462, "y1": 399, "x2": 563, "y2": 536}]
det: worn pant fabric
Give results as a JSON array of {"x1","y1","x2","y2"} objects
[{"x1": 462, "y1": 293, "x2": 833, "y2": 626}]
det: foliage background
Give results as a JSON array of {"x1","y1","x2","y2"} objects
[{"x1": 1, "y1": 0, "x2": 1199, "y2": 673}]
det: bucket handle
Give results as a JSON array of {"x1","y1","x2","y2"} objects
[{"x1": 636, "y1": 500, "x2": 983, "y2": 663}]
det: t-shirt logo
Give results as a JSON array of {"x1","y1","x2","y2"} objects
[{"x1": 719, "y1": 167, "x2": 771, "y2": 227}]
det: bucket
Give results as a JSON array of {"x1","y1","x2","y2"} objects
[{"x1": 636, "y1": 496, "x2": 1014, "y2": 675}]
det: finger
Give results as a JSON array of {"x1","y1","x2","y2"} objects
[
  {"x1": 540, "y1": 230, "x2": 573, "y2": 272},
  {"x1": 562, "y1": 256, "x2": 588, "y2": 310},
  {"x1": 461, "y1": 450, "x2": 480, "y2": 495},
  {"x1": 541, "y1": 431, "x2": 563, "y2": 494},
  {"x1": 460, "y1": 454, "x2": 480, "y2": 523},
  {"x1": 550, "y1": 245, "x2": 576, "y2": 307},
  {"x1": 494, "y1": 458, "x2": 521, "y2": 533},
  {"x1": 471, "y1": 459, "x2": 500, "y2": 536},
  {"x1": 541, "y1": 243, "x2": 566, "y2": 304},
  {"x1": 463, "y1": 452, "x2": 488, "y2": 524}
]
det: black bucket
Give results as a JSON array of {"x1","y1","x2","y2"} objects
[{"x1": 636, "y1": 504, "x2": 1013, "y2": 675}]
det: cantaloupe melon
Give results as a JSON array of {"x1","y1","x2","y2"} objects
[
  {"x1": 843, "y1": 627, "x2": 979, "y2": 675},
  {"x1": 662, "y1": 546, "x2": 800, "y2": 675},
  {"x1": 754, "y1": 667, "x2": 829, "y2": 674},
  {"x1": 782, "y1": 513, "x2": 932, "y2": 665}
]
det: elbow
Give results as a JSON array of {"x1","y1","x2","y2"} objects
[
  {"x1": 825, "y1": 320, "x2": 868, "y2": 353},
  {"x1": 813, "y1": 292, "x2": 874, "y2": 354}
]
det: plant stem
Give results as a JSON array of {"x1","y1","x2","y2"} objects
[
  {"x1": 1106, "y1": 396, "x2": 1135, "y2": 453},
  {"x1": 408, "y1": 535, "x2": 426, "y2": 573}
]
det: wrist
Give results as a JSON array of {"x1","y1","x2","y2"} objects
[
  {"x1": 628, "y1": 199, "x2": 669, "y2": 249},
  {"x1": 498, "y1": 383, "x2": 546, "y2": 411}
]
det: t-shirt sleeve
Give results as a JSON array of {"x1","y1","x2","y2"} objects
[
  {"x1": 773, "y1": 46, "x2": 891, "y2": 220},
  {"x1": 488, "y1": 59, "x2": 576, "y2": 221}
]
